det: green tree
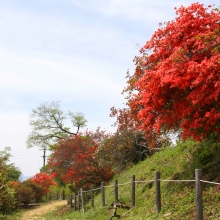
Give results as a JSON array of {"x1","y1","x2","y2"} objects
[
  {"x1": 0, "y1": 147, "x2": 19, "y2": 214},
  {"x1": 26, "y1": 101, "x2": 87, "y2": 149},
  {"x1": 7, "y1": 164, "x2": 21, "y2": 182}
]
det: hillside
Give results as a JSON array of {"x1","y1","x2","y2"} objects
[{"x1": 44, "y1": 139, "x2": 220, "y2": 219}]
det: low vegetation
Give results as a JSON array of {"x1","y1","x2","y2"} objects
[{"x1": 38, "y1": 138, "x2": 220, "y2": 219}]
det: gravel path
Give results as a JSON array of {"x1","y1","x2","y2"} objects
[{"x1": 20, "y1": 200, "x2": 67, "y2": 220}]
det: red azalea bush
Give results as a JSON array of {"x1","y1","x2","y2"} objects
[
  {"x1": 47, "y1": 128, "x2": 113, "y2": 188},
  {"x1": 31, "y1": 172, "x2": 57, "y2": 197},
  {"x1": 113, "y1": 3, "x2": 220, "y2": 144}
]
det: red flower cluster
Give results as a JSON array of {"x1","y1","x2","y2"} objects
[
  {"x1": 47, "y1": 129, "x2": 113, "y2": 188},
  {"x1": 116, "y1": 3, "x2": 219, "y2": 143},
  {"x1": 31, "y1": 172, "x2": 57, "y2": 193}
]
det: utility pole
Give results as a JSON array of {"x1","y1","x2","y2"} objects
[
  {"x1": 43, "y1": 148, "x2": 46, "y2": 167},
  {"x1": 40, "y1": 147, "x2": 47, "y2": 168}
]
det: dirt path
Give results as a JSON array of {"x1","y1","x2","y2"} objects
[{"x1": 20, "y1": 200, "x2": 67, "y2": 220}]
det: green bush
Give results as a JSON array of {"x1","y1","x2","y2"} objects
[
  {"x1": 0, "y1": 184, "x2": 15, "y2": 214},
  {"x1": 23, "y1": 180, "x2": 45, "y2": 202},
  {"x1": 14, "y1": 183, "x2": 34, "y2": 205},
  {"x1": 14, "y1": 180, "x2": 45, "y2": 204},
  {"x1": 0, "y1": 147, "x2": 17, "y2": 214}
]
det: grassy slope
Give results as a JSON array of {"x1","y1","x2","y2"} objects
[{"x1": 44, "y1": 139, "x2": 220, "y2": 220}]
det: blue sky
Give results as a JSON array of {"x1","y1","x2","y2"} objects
[{"x1": 0, "y1": 0, "x2": 218, "y2": 177}]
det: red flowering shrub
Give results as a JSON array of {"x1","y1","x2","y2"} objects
[
  {"x1": 31, "y1": 172, "x2": 57, "y2": 197},
  {"x1": 47, "y1": 128, "x2": 113, "y2": 188},
  {"x1": 112, "y1": 3, "x2": 220, "y2": 144}
]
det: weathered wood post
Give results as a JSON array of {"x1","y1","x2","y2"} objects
[
  {"x1": 73, "y1": 193, "x2": 76, "y2": 211},
  {"x1": 90, "y1": 185, "x2": 94, "y2": 208},
  {"x1": 101, "y1": 182, "x2": 105, "y2": 206},
  {"x1": 77, "y1": 191, "x2": 80, "y2": 211},
  {"x1": 18, "y1": 196, "x2": 21, "y2": 209},
  {"x1": 81, "y1": 188, "x2": 85, "y2": 213},
  {"x1": 70, "y1": 195, "x2": 72, "y2": 207},
  {"x1": 131, "y1": 175, "x2": 135, "y2": 207},
  {"x1": 195, "y1": 169, "x2": 203, "y2": 220},
  {"x1": 114, "y1": 180, "x2": 118, "y2": 203},
  {"x1": 62, "y1": 190, "x2": 65, "y2": 200},
  {"x1": 67, "y1": 195, "x2": 70, "y2": 205},
  {"x1": 155, "y1": 171, "x2": 161, "y2": 213}
]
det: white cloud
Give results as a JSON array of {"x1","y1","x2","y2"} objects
[
  {"x1": 0, "y1": 4, "x2": 137, "y2": 60},
  {"x1": 72, "y1": 0, "x2": 185, "y2": 23},
  {"x1": 0, "y1": 47, "x2": 124, "y2": 98},
  {"x1": 72, "y1": 0, "x2": 216, "y2": 25}
]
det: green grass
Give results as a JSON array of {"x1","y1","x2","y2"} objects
[
  {"x1": 39, "y1": 139, "x2": 220, "y2": 219},
  {"x1": 0, "y1": 210, "x2": 23, "y2": 220}
]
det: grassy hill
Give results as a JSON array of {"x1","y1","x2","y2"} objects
[{"x1": 45, "y1": 139, "x2": 220, "y2": 219}]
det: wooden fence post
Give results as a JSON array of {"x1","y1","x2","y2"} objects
[
  {"x1": 18, "y1": 196, "x2": 21, "y2": 209},
  {"x1": 131, "y1": 175, "x2": 135, "y2": 207},
  {"x1": 70, "y1": 195, "x2": 72, "y2": 207},
  {"x1": 78, "y1": 191, "x2": 80, "y2": 211},
  {"x1": 114, "y1": 180, "x2": 118, "y2": 203},
  {"x1": 101, "y1": 182, "x2": 105, "y2": 206},
  {"x1": 195, "y1": 169, "x2": 203, "y2": 220},
  {"x1": 90, "y1": 186, "x2": 94, "y2": 208},
  {"x1": 73, "y1": 193, "x2": 76, "y2": 211},
  {"x1": 81, "y1": 188, "x2": 85, "y2": 213},
  {"x1": 155, "y1": 171, "x2": 161, "y2": 213},
  {"x1": 67, "y1": 195, "x2": 70, "y2": 205},
  {"x1": 62, "y1": 190, "x2": 65, "y2": 200}
]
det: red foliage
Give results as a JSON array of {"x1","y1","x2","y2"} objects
[
  {"x1": 114, "y1": 3, "x2": 220, "y2": 143},
  {"x1": 10, "y1": 181, "x2": 20, "y2": 187},
  {"x1": 31, "y1": 172, "x2": 57, "y2": 195},
  {"x1": 47, "y1": 128, "x2": 113, "y2": 188}
]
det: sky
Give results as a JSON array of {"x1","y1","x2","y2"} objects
[{"x1": 0, "y1": 0, "x2": 218, "y2": 178}]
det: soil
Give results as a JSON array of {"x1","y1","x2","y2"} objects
[{"x1": 20, "y1": 200, "x2": 67, "y2": 220}]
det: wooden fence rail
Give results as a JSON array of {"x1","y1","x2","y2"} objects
[{"x1": 68, "y1": 169, "x2": 220, "y2": 220}]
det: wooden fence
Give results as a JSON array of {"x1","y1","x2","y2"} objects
[{"x1": 67, "y1": 169, "x2": 220, "y2": 220}]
